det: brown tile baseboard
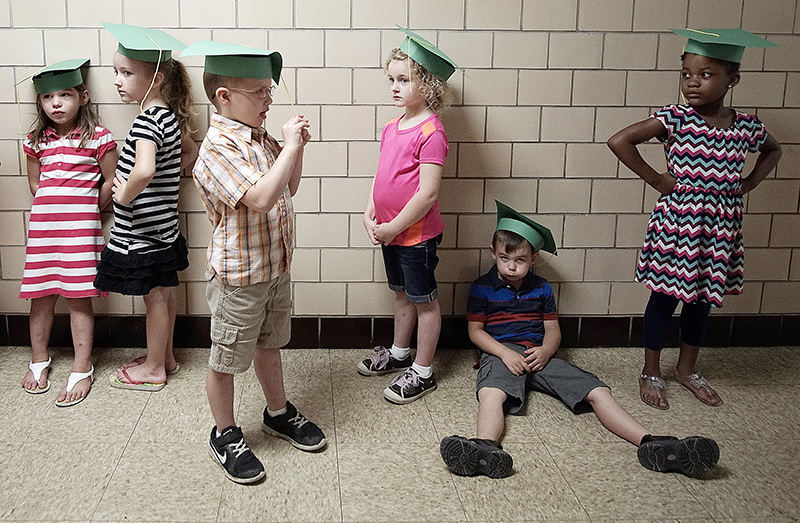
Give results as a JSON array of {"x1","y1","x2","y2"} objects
[{"x1": 2, "y1": 314, "x2": 798, "y2": 349}]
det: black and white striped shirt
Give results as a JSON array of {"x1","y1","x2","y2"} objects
[{"x1": 107, "y1": 106, "x2": 182, "y2": 255}]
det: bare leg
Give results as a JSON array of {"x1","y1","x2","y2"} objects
[
  {"x1": 22, "y1": 295, "x2": 58, "y2": 390},
  {"x1": 207, "y1": 368, "x2": 236, "y2": 430},
  {"x1": 640, "y1": 347, "x2": 668, "y2": 409},
  {"x1": 476, "y1": 387, "x2": 507, "y2": 441},
  {"x1": 392, "y1": 291, "x2": 416, "y2": 349},
  {"x1": 254, "y1": 347, "x2": 287, "y2": 410},
  {"x1": 56, "y1": 298, "x2": 94, "y2": 404},
  {"x1": 412, "y1": 299, "x2": 441, "y2": 367},
  {"x1": 113, "y1": 286, "x2": 171, "y2": 384},
  {"x1": 676, "y1": 341, "x2": 722, "y2": 405},
  {"x1": 164, "y1": 288, "x2": 178, "y2": 371},
  {"x1": 585, "y1": 387, "x2": 649, "y2": 445}
]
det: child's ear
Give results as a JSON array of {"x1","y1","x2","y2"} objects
[
  {"x1": 79, "y1": 90, "x2": 90, "y2": 106},
  {"x1": 152, "y1": 70, "x2": 165, "y2": 87},
  {"x1": 728, "y1": 73, "x2": 741, "y2": 89},
  {"x1": 215, "y1": 87, "x2": 230, "y2": 105}
]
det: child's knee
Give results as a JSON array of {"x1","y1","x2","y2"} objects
[
  {"x1": 478, "y1": 386, "x2": 507, "y2": 404},
  {"x1": 585, "y1": 386, "x2": 612, "y2": 405}
]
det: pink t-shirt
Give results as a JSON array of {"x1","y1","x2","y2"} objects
[{"x1": 372, "y1": 113, "x2": 449, "y2": 246}]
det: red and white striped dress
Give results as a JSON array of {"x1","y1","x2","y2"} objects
[{"x1": 19, "y1": 126, "x2": 116, "y2": 299}]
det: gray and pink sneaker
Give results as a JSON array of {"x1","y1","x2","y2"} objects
[{"x1": 357, "y1": 346, "x2": 413, "y2": 376}]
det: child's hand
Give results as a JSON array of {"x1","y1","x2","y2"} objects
[
  {"x1": 373, "y1": 223, "x2": 399, "y2": 245},
  {"x1": 363, "y1": 213, "x2": 380, "y2": 245},
  {"x1": 282, "y1": 116, "x2": 310, "y2": 149},
  {"x1": 524, "y1": 345, "x2": 555, "y2": 373},
  {"x1": 653, "y1": 173, "x2": 677, "y2": 195},
  {"x1": 112, "y1": 173, "x2": 131, "y2": 205},
  {"x1": 500, "y1": 348, "x2": 529, "y2": 376}
]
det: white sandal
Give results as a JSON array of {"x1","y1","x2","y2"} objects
[
  {"x1": 55, "y1": 366, "x2": 94, "y2": 407},
  {"x1": 24, "y1": 357, "x2": 52, "y2": 394}
]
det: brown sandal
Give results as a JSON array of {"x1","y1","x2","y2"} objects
[
  {"x1": 675, "y1": 368, "x2": 723, "y2": 406},
  {"x1": 639, "y1": 373, "x2": 669, "y2": 410}
]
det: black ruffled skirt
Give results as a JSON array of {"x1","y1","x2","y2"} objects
[{"x1": 94, "y1": 234, "x2": 189, "y2": 296}]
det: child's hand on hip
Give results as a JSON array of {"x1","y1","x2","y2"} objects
[
  {"x1": 654, "y1": 172, "x2": 677, "y2": 195},
  {"x1": 373, "y1": 223, "x2": 398, "y2": 245},
  {"x1": 524, "y1": 346, "x2": 554, "y2": 373},
  {"x1": 500, "y1": 348, "x2": 529, "y2": 376},
  {"x1": 282, "y1": 116, "x2": 310, "y2": 149},
  {"x1": 112, "y1": 173, "x2": 130, "y2": 205}
]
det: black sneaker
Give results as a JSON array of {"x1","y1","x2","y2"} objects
[
  {"x1": 262, "y1": 401, "x2": 327, "y2": 452},
  {"x1": 638, "y1": 435, "x2": 720, "y2": 478},
  {"x1": 383, "y1": 368, "x2": 437, "y2": 404},
  {"x1": 208, "y1": 426, "x2": 265, "y2": 484},
  {"x1": 440, "y1": 435, "x2": 513, "y2": 478},
  {"x1": 357, "y1": 346, "x2": 413, "y2": 376}
]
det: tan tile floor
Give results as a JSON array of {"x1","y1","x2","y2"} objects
[{"x1": 1, "y1": 345, "x2": 799, "y2": 521}]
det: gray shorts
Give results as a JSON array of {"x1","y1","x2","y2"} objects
[
  {"x1": 476, "y1": 342, "x2": 608, "y2": 415},
  {"x1": 207, "y1": 272, "x2": 292, "y2": 374}
]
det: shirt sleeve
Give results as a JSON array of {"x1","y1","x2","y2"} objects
[
  {"x1": 130, "y1": 111, "x2": 164, "y2": 149},
  {"x1": 200, "y1": 136, "x2": 263, "y2": 210},
  {"x1": 746, "y1": 114, "x2": 769, "y2": 153},
  {"x1": 94, "y1": 127, "x2": 117, "y2": 159},
  {"x1": 418, "y1": 128, "x2": 449, "y2": 166},
  {"x1": 466, "y1": 282, "x2": 487, "y2": 323},
  {"x1": 22, "y1": 136, "x2": 39, "y2": 159},
  {"x1": 540, "y1": 282, "x2": 558, "y2": 320},
  {"x1": 651, "y1": 104, "x2": 684, "y2": 143}
]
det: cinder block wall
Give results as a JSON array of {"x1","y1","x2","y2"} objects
[{"x1": 1, "y1": 0, "x2": 798, "y2": 321}]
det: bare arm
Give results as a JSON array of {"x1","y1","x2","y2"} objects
[
  {"x1": 97, "y1": 148, "x2": 119, "y2": 210},
  {"x1": 373, "y1": 162, "x2": 443, "y2": 245},
  {"x1": 26, "y1": 156, "x2": 40, "y2": 196},
  {"x1": 741, "y1": 134, "x2": 782, "y2": 194},
  {"x1": 181, "y1": 135, "x2": 199, "y2": 171},
  {"x1": 468, "y1": 321, "x2": 530, "y2": 376},
  {"x1": 607, "y1": 117, "x2": 676, "y2": 195},
  {"x1": 522, "y1": 319, "x2": 561, "y2": 372},
  {"x1": 113, "y1": 139, "x2": 156, "y2": 206},
  {"x1": 363, "y1": 177, "x2": 380, "y2": 245},
  {"x1": 288, "y1": 125, "x2": 310, "y2": 197}
]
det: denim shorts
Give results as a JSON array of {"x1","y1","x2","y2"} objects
[{"x1": 380, "y1": 234, "x2": 442, "y2": 303}]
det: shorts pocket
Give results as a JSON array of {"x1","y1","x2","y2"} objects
[{"x1": 211, "y1": 321, "x2": 238, "y2": 345}]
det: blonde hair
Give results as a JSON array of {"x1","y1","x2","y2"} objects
[
  {"x1": 385, "y1": 48, "x2": 450, "y2": 113},
  {"x1": 28, "y1": 84, "x2": 101, "y2": 149},
  {"x1": 201, "y1": 72, "x2": 248, "y2": 106},
  {"x1": 143, "y1": 58, "x2": 194, "y2": 134}
]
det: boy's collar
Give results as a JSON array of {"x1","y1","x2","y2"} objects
[
  {"x1": 488, "y1": 266, "x2": 536, "y2": 292},
  {"x1": 210, "y1": 112, "x2": 266, "y2": 142}
]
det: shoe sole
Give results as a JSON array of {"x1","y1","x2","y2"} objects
[
  {"x1": 207, "y1": 443, "x2": 265, "y2": 485},
  {"x1": 357, "y1": 361, "x2": 411, "y2": 376},
  {"x1": 383, "y1": 383, "x2": 437, "y2": 404},
  {"x1": 638, "y1": 436, "x2": 720, "y2": 478},
  {"x1": 440, "y1": 436, "x2": 513, "y2": 479},
  {"x1": 261, "y1": 423, "x2": 327, "y2": 452}
]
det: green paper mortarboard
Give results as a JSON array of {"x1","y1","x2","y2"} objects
[
  {"x1": 181, "y1": 41, "x2": 282, "y2": 83},
  {"x1": 396, "y1": 25, "x2": 458, "y2": 81},
  {"x1": 495, "y1": 200, "x2": 557, "y2": 255},
  {"x1": 671, "y1": 28, "x2": 776, "y2": 64},
  {"x1": 102, "y1": 22, "x2": 186, "y2": 63},
  {"x1": 32, "y1": 58, "x2": 89, "y2": 94}
]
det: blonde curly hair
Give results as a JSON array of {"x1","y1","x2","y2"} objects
[{"x1": 385, "y1": 48, "x2": 450, "y2": 113}]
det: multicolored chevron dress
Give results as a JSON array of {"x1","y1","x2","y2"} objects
[{"x1": 635, "y1": 104, "x2": 768, "y2": 307}]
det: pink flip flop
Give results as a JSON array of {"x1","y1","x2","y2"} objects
[{"x1": 109, "y1": 366, "x2": 166, "y2": 392}]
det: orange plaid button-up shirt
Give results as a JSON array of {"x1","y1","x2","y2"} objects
[{"x1": 193, "y1": 113, "x2": 293, "y2": 286}]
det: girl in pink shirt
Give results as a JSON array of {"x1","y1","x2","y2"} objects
[{"x1": 359, "y1": 27, "x2": 457, "y2": 404}]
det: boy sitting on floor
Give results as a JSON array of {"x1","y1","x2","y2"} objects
[{"x1": 439, "y1": 201, "x2": 720, "y2": 479}]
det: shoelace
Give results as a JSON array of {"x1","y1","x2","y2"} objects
[
  {"x1": 288, "y1": 412, "x2": 309, "y2": 429},
  {"x1": 392, "y1": 369, "x2": 419, "y2": 389},
  {"x1": 229, "y1": 438, "x2": 250, "y2": 458},
  {"x1": 369, "y1": 346, "x2": 391, "y2": 369}
]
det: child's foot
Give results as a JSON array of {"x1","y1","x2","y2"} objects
[
  {"x1": 675, "y1": 368, "x2": 723, "y2": 406},
  {"x1": 637, "y1": 435, "x2": 720, "y2": 478},
  {"x1": 262, "y1": 401, "x2": 327, "y2": 451},
  {"x1": 639, "y1": 373, "x2": 669, "y2": 410},
  {"x1": 55, "y1": 366, "x2": 94, "y2": 407},
  {"x1": 109, "y1": 364, "x2": 166, "y2": 391},
  {"x1": 383, "y1": 368, "x2": 437, "y2": 404},
  {"x1": 357, "y1": 346, "x2": 413, "y2": 376},
  {"x1": 124, "y1": 356, "x2": 181, "y2": 375},
  {"x1": 208, "y1": 426, "x2": 265, "y2": 484},
  {"x1": 440, "y1": 435, "x2": 513, "y2": 478},
  {"x1": 22, "y1": 357, "x2": 52, "y2": 394}
]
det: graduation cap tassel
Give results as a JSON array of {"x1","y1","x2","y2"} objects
[
  {"x1": 279, "y1": 73, "x2": 299, "y2": 118},
  {"x1": 139, "y1": 35, "x2": 164, "y2": 113}
]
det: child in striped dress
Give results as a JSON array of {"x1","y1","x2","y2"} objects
[
  {"x1": 20, "y1": 59, "x2": 118, "y2": 407},
  {"x1": 608, "y1": 29, "x2": 782, "y2": 410}
]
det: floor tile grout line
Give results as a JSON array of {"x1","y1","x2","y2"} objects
[
  {"x1": 88, "y1": 391, "x2": 153, "y2": 521},
  {"x1": 328, "y1": 349, "x2": 345, "y2": 523},
  {"x1": 537, "y1": 435, "x2": 593, "y2": 522}
]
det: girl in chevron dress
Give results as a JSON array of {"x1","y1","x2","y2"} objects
[{"x1": 608, "y1": 28, "x2": 782, "y2": 411}]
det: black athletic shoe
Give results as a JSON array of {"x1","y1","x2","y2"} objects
[
  {"x1": 262, "y1": 401, "x2": 327, "y2": 451},
  {"x1": 208, "y1": 426, "x2": 265, "y2": 484},
  {"x1": 357, "y1": 346, "x2": 413, "y2": 376},
  {"x1": 638, "y1": 435, "x2": 720, "y2": 478},
  {"x1": 440, "y1": 435, "x2": 513, "y2": 478},
  {"x1": 383, "y1": 368, "x2": 437, "y2": 404}
]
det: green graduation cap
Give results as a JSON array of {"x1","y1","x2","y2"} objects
[
  {"x1": 180, "y1": 41, "x2": 282, "y2": 83},
  {"x1": 396, "y1": 25, "x2": 458, "y2": 81},
  {"x1": 495, "y1": 200, "x2": 557, "y2": 255},
  {"x1": 102, "y1": 22, "x2": 186, "y2": 63},
  {"x1": 32, "y1": 58, "x2": 89, "y2": 94},
  {"x1": 671, "y1": 28, "x2": 777, "y2": 64}
]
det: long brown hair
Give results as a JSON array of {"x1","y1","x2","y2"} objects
[
  {"x1": 27, "y1": 85, "x2": 101, "y2": 150},
  {"x1": 148, "y1": 58, "x2": 194, "y2": 134}
]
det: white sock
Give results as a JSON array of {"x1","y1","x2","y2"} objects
[
  {"x1": 267, "y1": 403, "x2": 287, "y2": 417},
  {"x1": 389, "y1": 345, "x2": 411, "y2": 360},
  {"x1": 411, "y1": 362, "x2": 432, "y2": 378}
]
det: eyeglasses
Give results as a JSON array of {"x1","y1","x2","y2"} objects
[{"x1": 226, "y1": 85, "x2": 277, "y2": 99}]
